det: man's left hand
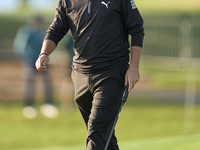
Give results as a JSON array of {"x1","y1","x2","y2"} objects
[{"x1": 124, "y1": 66, "x2": 140, "y2": 92}]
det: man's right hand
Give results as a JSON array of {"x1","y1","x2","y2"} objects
[{"x1": 35, "y1": 54, "x2": 49, "y2": 71}]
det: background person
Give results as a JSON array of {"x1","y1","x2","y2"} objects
[
  {"x1": 13, "y1": 16, "x2": 58, "y2": 119},
  {"x1": 59, "y1": 33, "x2": 75, "y2": 112}
]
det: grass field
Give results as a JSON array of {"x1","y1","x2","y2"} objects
[
  {"x1": 136, "y1": 0, "x2": 200, "y2": 15},
  {"x1": 1, "y1": 95, "x2": 200, "y2": 150},
  {"x1": 22, "y1": 134, "x2": 200, "y2": 150}
]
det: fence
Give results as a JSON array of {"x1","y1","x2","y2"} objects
[
  {"x1": 141, "y1": 15, "x2": 200, "y2": 70},
  {"x1": 0, "y1": 15, "x2": 200, "y2": 65},
  {"x1": 141, "y1": 15, "x2": 200, "y2": 133}
]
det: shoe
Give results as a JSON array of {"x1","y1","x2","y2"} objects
[
  {"x1": 40, "y1": 104, "x2": 59, "y2": 118},
  {"x1": 22, "y1": 106, "x2": 37, "y2": 119}
]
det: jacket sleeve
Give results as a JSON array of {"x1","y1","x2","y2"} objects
[
  {"x1": 45, "y1": 0, "x2": 69, "y2": 45},
  {"x1": 121, "y1": 0, "x2": 144, "y2": 47}
]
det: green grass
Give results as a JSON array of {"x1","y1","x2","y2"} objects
[
  {"x1": 120, "y1": 134, "x2": 200, "y2": 150},
  {"x1": 19, "y1": 134, "x2": 200, "y2": 150},
  {"x1": 1, "y1": 95, "x2": 200, "y2": 150},
  {"x1": 0, "y1": 103, "x2": 86, "y2": 150},
  {"x1": 136, "y1": 0, "x2": 200, "y2": 15},
  {"x1": 139, "y1": 66, "x2": 200, "y2": 91}
]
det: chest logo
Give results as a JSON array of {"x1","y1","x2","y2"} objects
[{"x1": 101, "y1": 1, "x2": 110, "y2": 9}]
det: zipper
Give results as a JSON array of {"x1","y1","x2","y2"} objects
[{"x1": 88, "y1": 0, "x2": 91, "y2": 16}]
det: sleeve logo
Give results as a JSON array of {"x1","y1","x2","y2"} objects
[{"x1": 130, "y1": 0, "x2": 137, "y2": 9}]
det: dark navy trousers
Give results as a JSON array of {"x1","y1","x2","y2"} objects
[{"x1": 71, "y1": 64, "x2": 128, "y2": 150}]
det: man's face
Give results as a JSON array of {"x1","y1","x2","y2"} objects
[{"x1": 33, "y1": 18, "x2": 43, "y2": 30}]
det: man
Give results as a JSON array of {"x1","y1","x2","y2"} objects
[
  {"x1": 36, "y1": 0, "x2": 144, "y2": 149},
  {"x1": 13, "y1": 16, "x2": 58, "y2": 119}
]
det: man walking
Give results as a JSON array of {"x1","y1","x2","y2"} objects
[{"x1": 36, "y1": 0, "x2": 144, "y2": 149}]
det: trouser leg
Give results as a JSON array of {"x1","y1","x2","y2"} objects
[
  {"x1": 71, "y1": 70, "x2": 93, "y2": 126},
  {"x1": 107, "y1": 133, "x2": 119, "y2": 150},
  {"x1": 42, "y1": 71, "x2": 54, "y2": 104},
  {"x1": 86, "y1": 86, "x2": 124, "y2": 150},
  {"x1": 24, "y1": 66, "x2": 35, "y2": 106},
  {"x1": 72, "y1": 65, "x2": 128, "y2": 150}
]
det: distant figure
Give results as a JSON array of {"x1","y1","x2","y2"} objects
[
  {"x1": 13, "y1": 16, "x2": 58, "y2": 119},
  {"x1": 60, "y1": 33, "x2": 75, "y2": 113}
]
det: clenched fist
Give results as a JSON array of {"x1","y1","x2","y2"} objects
[{"x1": 35, "y1": 54, "x2": 49, "y2": 71}]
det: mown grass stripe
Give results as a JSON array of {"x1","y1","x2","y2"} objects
[{"x1": 22, "y1": 134, "x2": 200, "y2": 150}]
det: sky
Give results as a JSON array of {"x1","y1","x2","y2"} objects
[
  {"x1": 0, "y1": 0, "x2": 58, "y2": 13},
  {"x1": 0, "y1": 0, "x2": 21, "y2": 13}
]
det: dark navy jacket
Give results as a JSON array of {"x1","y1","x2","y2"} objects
[{"x1": 45, "y1": 0, "x2": 144, "y2": 72}]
